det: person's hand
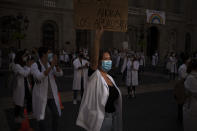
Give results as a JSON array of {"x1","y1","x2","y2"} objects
[
  {"x1": 51, "y1": 55, "x2": 58, "y2": 67},
  {"x1": 95, "y1": 26, "x2": 104, "y2": 40}
]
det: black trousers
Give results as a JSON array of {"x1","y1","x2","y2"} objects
[
  {"x1": 14, "y1": 105, "x2": 23, "y2": 118},
  {"x1": 38, "y1": 99, "x2": 59, "y2": 131},
  {"x1": 24, "y1": 78, "x2": 32, "y2": 113},
  {"x1": 178, "y1": 104, "x2": 183, "y2": 124}
]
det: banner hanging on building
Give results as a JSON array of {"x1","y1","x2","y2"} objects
[
  {"x1": 74, "y1": 0, "x2": 128, "y2": 32},
  {"x1": 146, "y1": 9, "x2": 166, "y2": 25}
]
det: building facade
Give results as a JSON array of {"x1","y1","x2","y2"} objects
[{"x1": 0, "y1": 0, "x2": 197, "y2": 58}]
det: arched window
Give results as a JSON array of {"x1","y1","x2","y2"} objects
[
  {"x1": 154, "y1": 0, "x2": 161, "y2": 10},
  {"x1": 174, "y1": 0, "x2": 181, "y2": 13},
  {"x1": 185, "y1": 33, "x2": 191, "y2": 54},
  {"x1": 42, "y1": 21, "x2": 58, "y2": 50}
]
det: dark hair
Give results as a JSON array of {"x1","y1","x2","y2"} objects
[
  {"x1": 38, "y1": 47, "x2": 49, "y2": 58},
  {"x1": 14, "y1": 50, "x2": 25, "y2": 66},
  {"x1": 98, "y1": 50, "x2": 111, "y2": 62},
  {"x1": 96, "y1": 50, "x2": 110, "y2": 70},
  {"x1": 187, "y1": 59, "x2": 197, "y2": 73}
]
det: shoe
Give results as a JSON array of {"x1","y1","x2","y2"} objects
[
  {"x1": 73, "y1": 100, "x2": 77, "y2": 105},
  {"x1": 14, "y1": 116, "x2": 23, "y2": 123}
]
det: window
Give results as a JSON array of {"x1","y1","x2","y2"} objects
[
  {"x1": 43, "y1": 0, "x2": 56, "y2": 7},
  {"x1": 174, "y1": 0, "x2": 181, "y2": 13},
  {"x1": 185, "y1": 33, "x2": 191, "y2": 54},
  {"x1": 154, "y1": 0, "x2": 161, "y2": 10},
  {"x1": 42, "y1": 21, "x2": 58, "y2": 49}
]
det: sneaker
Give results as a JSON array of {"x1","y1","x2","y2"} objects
[
  {"x1": 73, "y1": 100, "x2": 77, "y2": 105},
  {"x1": 14, "y1": 116, "x2": 23, "y2": 123}
]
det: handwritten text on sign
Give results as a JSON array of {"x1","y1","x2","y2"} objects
[{"x1": 74, "y1": 0, "x2": 128, "y2": 32}]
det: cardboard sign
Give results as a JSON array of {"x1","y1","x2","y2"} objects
[{"x1": 74, "y1": 0, "x2": 128, "y2": 32}]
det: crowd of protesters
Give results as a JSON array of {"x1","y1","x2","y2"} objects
[{"x1": 1, "y1": 38, "x2": 197, "y2": 131}]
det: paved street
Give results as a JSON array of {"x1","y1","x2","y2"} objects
[{"x1": 0, "y1": 67, "x2": 183, "y2": 131}]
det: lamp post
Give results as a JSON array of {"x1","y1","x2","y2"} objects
[
  {"x1": 0, "y1": 14, "x2": 29, "y2": 49},
  {"x1": 15, "y1": 13, "x2": 29, "y2": 49}
]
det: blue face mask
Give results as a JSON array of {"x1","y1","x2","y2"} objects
[
  {"x1": 101, "y1": 60, "x2": 112, "y2": 72},
  {"x1": 48, "y1": 53, "x2": 53, "y2": 62}
]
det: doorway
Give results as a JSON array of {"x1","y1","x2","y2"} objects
[
  {"x1": 42, "y1": 20, "x2": 58, "y2": 50},
  {"x1": 147, "y1": 26, "x2": 159, "y2": 57}
]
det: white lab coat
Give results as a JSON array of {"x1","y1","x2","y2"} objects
[
  {"x1": 170, "y1": 56, "x2": 177, "y2": 73},
  {"x1": 126, "y1": 60, "x2": 132, "y2": 86},
  {"x1": 132, "y1": 60, "x2": 139, "y2": 86},
  {"x1": 178, "y1": 64, "x2": 187, "y2": 80},
  {"x1": 72, "y1": 58, "x2": 89, "y2": 90},
  {"x1": 166, "y1": 57, "x2": 171, "y2": 71},
  {"x1": 76, "y1": 70, "x2": 122, "y2": 131},
  {"x1": 152, "y1": 55, "x2": 156, "y2": 66},
  {"x1": 31, "y1": 61, "x2": 63, "y2": 120},
  {"x1": 13, "y1": 64, "x2": 31, "y2": 107},
  {"x1": 121, "y1": 57, "x2": 127, "y2": 73},
  {"x1": 183, "y1": 72, "x2": 197, "y2": 131},
  {"x1": 59, "y1": 53, "x2": 64, "y2": 62},
  {"x1": 115, "y1": 55, "x2": 121, "y2": 68},
  {"x1": 139, "y1": 55, "x2": 145, "y2": 66}
]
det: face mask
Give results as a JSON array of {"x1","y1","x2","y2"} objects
[
  {"x1": 101, "y1": 60, "x2": 112, "y2": 72},
  {"x1": 48, "y1": 53, "x2": 53, "y2": 62}
]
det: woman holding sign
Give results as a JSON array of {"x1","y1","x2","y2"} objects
[{"x1": 76, "y1": 28, "x2": 122, "y2": 131}]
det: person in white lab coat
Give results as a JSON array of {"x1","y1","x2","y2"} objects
[
  {"x1": 174, "y1": 56, "x2": 190, "y2": 124},
  {"x1": 115, "y1": 52, "x2": 121, "y2": 68},
  {"x1": 139, "y1": 52, "x2": 145, "y2": 73},
  {"x1": 126, "y1": 56, "x2": 133, "y2": 98},
  {"x1": 121, "y1": 55, "x2": 128, "y2": 82},
  {"x1": 183, "y1": 59, "x2": 197, "y2": 131},
  {"x1": 31, "y1": 47, "x2": 63, "y2": 131},
  {"x1": 166, "y1": 52, "x2": 172, "y2": 73},
  {"x1": 59, "y1": 49, "x2": 65, "y2": 66},
  {"x1": 76, "y1": 29, "x2": 122, "y2": 131},
  {"x1": 131, "y1": 56, "x2": 140, "y2": 98},
  {"x1": 169, "y1": 52, "x2": 178, "y2": 80},
  {"x1": 13, "y1": 51, "x2": 32, "y2": 123},
  {"x1": 72, "y1": 52, "x2": 89, "y2": 104}
]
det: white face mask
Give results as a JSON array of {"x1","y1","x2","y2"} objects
[{"x1": 48, "y1": 53, "x2": 53, "y2": 62}]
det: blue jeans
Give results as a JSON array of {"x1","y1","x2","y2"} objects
[{"x1": 100, "y1": 112, "x2": 116, "y2": 131}]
